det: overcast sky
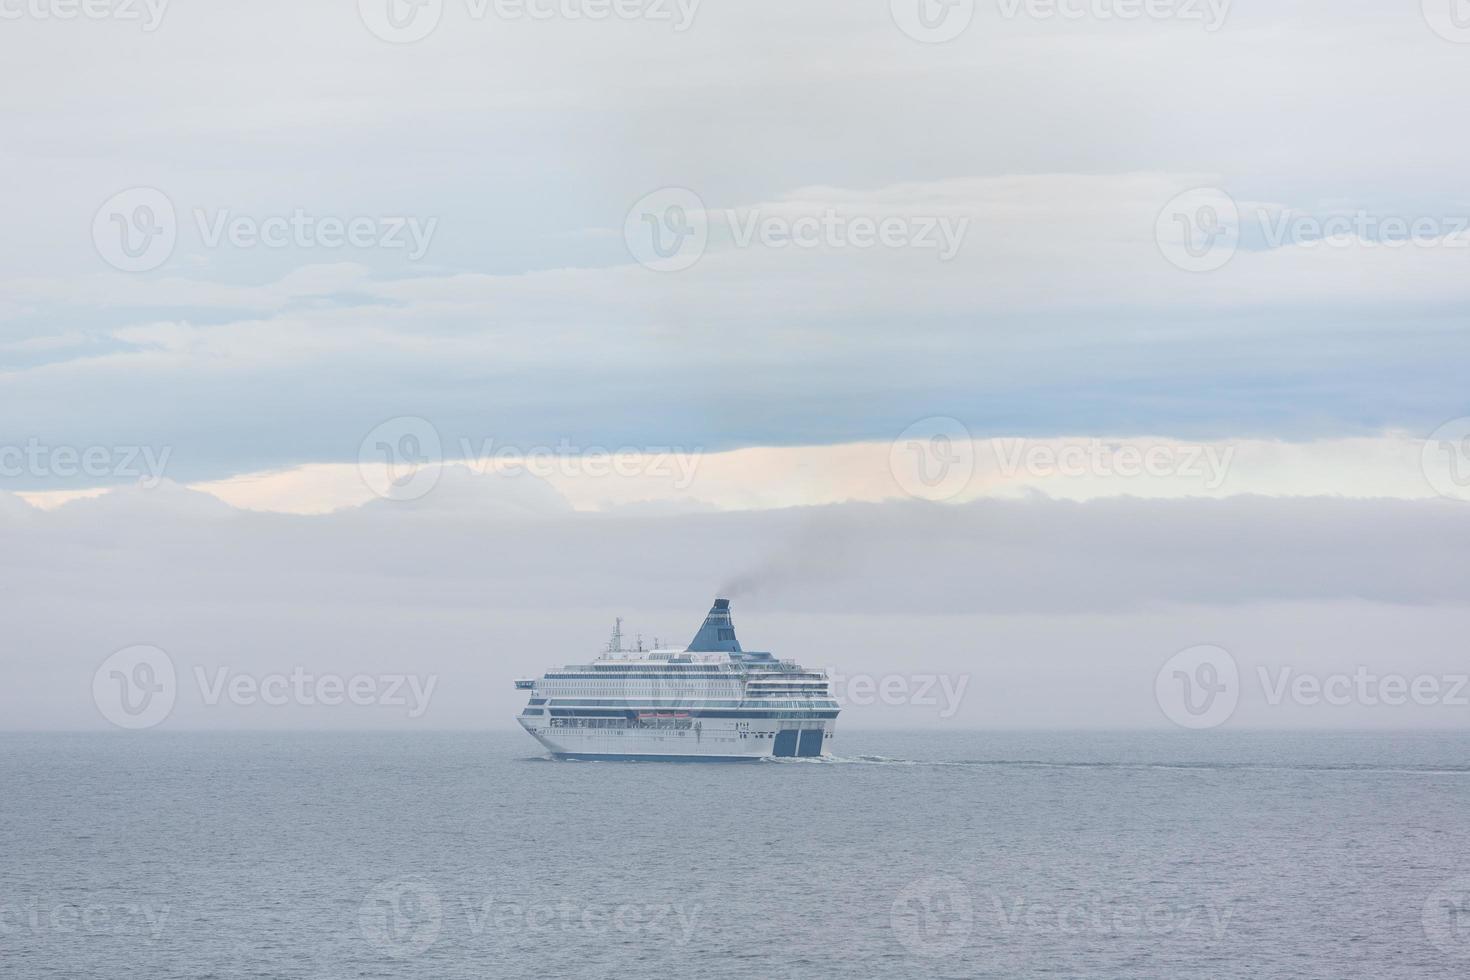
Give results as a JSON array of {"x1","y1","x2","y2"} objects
[{"x1": 3, "y1": 0, "x2": 1469, "y2": 730}]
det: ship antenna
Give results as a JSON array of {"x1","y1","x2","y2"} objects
[{"x1": 610, "y1": 617, "x2": 624, "y2": 656}]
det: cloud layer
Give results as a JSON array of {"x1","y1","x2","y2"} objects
[
  {"x1": 5, "y1": 476, "x2": 1468, "y2": 730},
  {"x1": 4, "y1": 4, "x2": 1470, "y2": 488}
]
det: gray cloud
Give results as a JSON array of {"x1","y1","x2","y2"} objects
[
  {"x1": 3, "y1": 480, "x2": 1468, "y2": 730},
  {"x1": 5, "y1": 6, "x2": 1470, "y2": 482}
]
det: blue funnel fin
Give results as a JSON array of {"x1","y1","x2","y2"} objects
[{"x1": 686, "y1": 598, "x2": 742, "y2": 653}]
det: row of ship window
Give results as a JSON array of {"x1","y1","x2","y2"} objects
[
  {"x1": 526, "y1": 709, "x2": 840, "y2": 719},
  {"x1": 534, "y1": 699, "x2": 838, "y2": 708},
  {"x1": 543, "y1": 673, "x2": 732, "y2": 680},
  {"x1": 541, "y1": 673, "x2": 825, "y2": 680},
  {"x1": 548, "y1": 718, "x2": 695, "y2": 730}
]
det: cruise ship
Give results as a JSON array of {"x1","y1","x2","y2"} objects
[{"x1": 515, "y1": 599, "x2": 838, "y2": 761}]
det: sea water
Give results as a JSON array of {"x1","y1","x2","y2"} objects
[{"x1": 3, "y1": 730, "x2": 1469, "y2": 979}]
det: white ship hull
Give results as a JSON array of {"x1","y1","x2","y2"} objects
[{"x1": 520, "y1": 717, "x2": 836, "y2": 762}]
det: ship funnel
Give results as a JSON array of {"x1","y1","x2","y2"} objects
[{"x1": 686, "y1": 597, "x2": 742, "y2": 653}]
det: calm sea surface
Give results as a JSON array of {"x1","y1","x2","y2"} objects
[{"x1": 3, "y1": 731, "x2": 1470, "y2": 979}]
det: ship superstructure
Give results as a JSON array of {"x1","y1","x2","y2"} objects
[{"x1": 515, "y1": 599, "x2": 837, "y2": 761}]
